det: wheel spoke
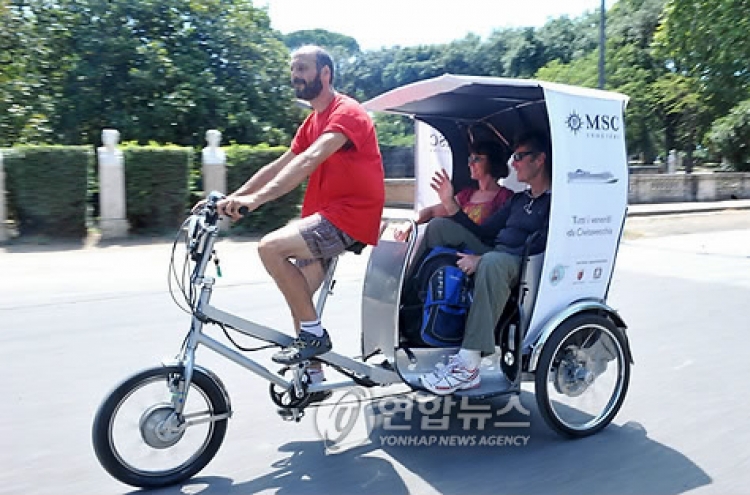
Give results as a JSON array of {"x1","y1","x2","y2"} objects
[
  {"x1": 92, "y1": 366, "x2": 229, "y2": 488},
  {"x1": 535, "y1": 316, "x2": 630, "y2": 437},
  {"x1": 547, "y1": 327, "x2": 624, "y2": 430},
  {"x1": 110, "y1": 377, "x2": 214, "y2": 475}
]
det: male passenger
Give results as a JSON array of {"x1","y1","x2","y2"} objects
[{"x1": 411, "y1": 134, "x2": 552, "y2": 394}]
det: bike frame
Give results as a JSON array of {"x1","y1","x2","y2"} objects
[{"x1": 170, "y1": 210, "x2": 401, "y2": 416}]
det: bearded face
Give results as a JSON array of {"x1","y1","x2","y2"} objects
[{"x1": 292, "y1": 70, "x2": 324, "y2": 101}]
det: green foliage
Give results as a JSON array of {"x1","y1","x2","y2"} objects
[
  {"x1": 1, "y1": 0, "x2": 301, "y2": 148},
  {"x1": 122, "y1": 146, "x2": 191, "y2": 233},
  {"x1": 4, "y1": 0, "x2": 746, "y2": 171},
  {"x1": 224, "y1": 145, "x2": 304, "y2": 235},
  {"x1": 654, "y1": 0, "x2": 750, "y2": 115},
  {"x1": 608, "y1": 0, "x2": 667, "y2": 49},
  {"x1": 535, "y1": 54, "x2": 599, "y2": 88},
  {"x1": 707, "y1": 99, "x2": 750, "y2": 170},
  {"x1": 535, "y1": 0, "x2": 674, "y2": 160},
  {"x1": 0, "y1": 0, "x2": 60, "y2": 145},
  {"x1": 282, "y1": 29, "x2": 360, "y2": 53},
  {"x1": 4, "y1": 146, "x2": 91, "y2": 237},
  {"x1": 650, "y1": 73, "x2": 711, "y2": 152},
  {"x1": 536, "y1": 14, "x2": 599, "y2": 64},
  {"x1": 373, "y1": 114, "x2": 414, "y2": 147}
]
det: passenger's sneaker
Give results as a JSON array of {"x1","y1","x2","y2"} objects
[
  {"x1": 419, "y1": 354, "x2": 480, "y2": 395},
  {"x1": 272, "y1": 329, "x2": 332, "y2": 365}
]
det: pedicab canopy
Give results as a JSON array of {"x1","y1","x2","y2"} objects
[{"x1": 364, "y1": 74, "x2": 630, "y2": 346}]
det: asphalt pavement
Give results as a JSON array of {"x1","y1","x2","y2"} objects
[{"x1": 2, "y1": 201, "x2": 750, "y2": 495}]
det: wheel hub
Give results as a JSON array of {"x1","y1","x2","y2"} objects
[
  {"x1": 139, "y1": 404, "x2": 184, "y2": 449},
  {"x1": 554, "y1": 350, "x2": 594, "y2": 397}
]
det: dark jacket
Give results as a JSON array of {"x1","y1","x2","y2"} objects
[{"x1": 450, "y1": 190, "x2": 550, "y2": 255}]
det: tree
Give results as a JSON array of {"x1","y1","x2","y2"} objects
[
  {"x1": 650, "y1": 73, "x2": 711, "y2": 170},
  {"x1": 608, "y1": 0, "x2": 667, "y2": 49},
  {"x1": 0, "y1": 0, "x2": 61, "y2": 145},
  {"x1": 2, "y1": 0, "x2": 300, "y2": 147},
  {"x1": 535, "y1": 0, "x2": 673, "y2": 161},
  {"x1": 707, "y1": 99, "x2": 750, "y2": 170},
  {"x1": 282, "y1": 29, "x2": 360, "y2": 53},
  {"x1": 654, "y1": 0, "x2": 750, "y2": 116},
  {"x1": 536, "y1": 14, "x2": 599, "y2": 65}
]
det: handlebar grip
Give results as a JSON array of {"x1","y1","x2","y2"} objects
[{"x1": 238, "y1": 206, "x2": 249, "y2": 216}]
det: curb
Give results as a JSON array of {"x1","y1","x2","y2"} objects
[
  {"x1": 626, "y1": 200, "x2": 750, "y2": 217},
  {"x1": 386, "y1": 200, "x2": 750, "y2": 219}
]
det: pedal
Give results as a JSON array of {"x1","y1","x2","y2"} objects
[{"x1": 277, "y1": 407, "x2": 305, "y2": 422}]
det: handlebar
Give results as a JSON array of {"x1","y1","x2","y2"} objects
[{"x1": 185, "y1": 191, "x2": 226, "y2": 261}]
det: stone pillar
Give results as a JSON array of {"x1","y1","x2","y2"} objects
[
  {"x1": 202, "y1": 129, "x2": 229, "y2": 229},
  {"x1": 667, "y1": 150, "x2": 677, "y2": 174},
  {"x1": 696, "y1": 174, "x2": 717, "y2": 201},
  {"x1": 202, "y1": 130, "x2": 227, "y2": 194},
  {"x1": 0, "y1": 151, "x2": 7, "y2": 242},
  {"x1": 98, "y1": 129, "x2": 129, "y2": 239}
]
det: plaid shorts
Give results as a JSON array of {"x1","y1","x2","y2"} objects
[{"x1": 295, "y1": 214, "x2": 356, "y2": 272}]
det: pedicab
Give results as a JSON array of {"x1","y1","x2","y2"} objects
[{"x1": 92, "y1": 74, "x2": 633, "y2": 489}]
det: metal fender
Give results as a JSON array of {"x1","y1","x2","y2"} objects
[{"x1": 527, "y1": 299, "x2": 631, "y2": 373}]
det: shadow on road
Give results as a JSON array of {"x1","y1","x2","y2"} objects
[{"x1": 132, "y1": 392, "x2": 710, "y2": 495}]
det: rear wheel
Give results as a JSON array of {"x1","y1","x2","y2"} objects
[
  {"x1": 535, "y1": 314, "x2": 630, "y2": 438},
  {"x1": 92, "y1": 366, "x2": 229, "y2": 488}
]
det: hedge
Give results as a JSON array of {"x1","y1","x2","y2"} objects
[
  {"x1": 224, "y1": 145, "x2": 304, "y2": 235},
  {"x1": 708, "y1": 99, "x2": 750, "y2": 171},
  {"x1": 4, "y1": 146, "x2": 91, "y2": 238},
  {"x1": 121, "y1": 146, "x2": 191, "y2": 234}
]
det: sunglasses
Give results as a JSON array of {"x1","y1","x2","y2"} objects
[
  {"x1": 512, "y1": 151, "x2": 537, "y2": 162},
  {"x1": 468, "y1": 154, "x2": 486, "y2": 164}
]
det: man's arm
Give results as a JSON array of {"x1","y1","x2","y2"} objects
[
  {"x1": 229, "y1": 149, "x2": 296, "y2": 198},
  {"x1": 220, "y1": 132, "x2": 349, "y2": 219},
  {"x1": 253, "y1": 132, "x2": 348, "y2": 204}
]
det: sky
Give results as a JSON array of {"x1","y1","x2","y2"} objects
[{"x1": 257, "y1": 0, "x2": 614, "y2": 51}]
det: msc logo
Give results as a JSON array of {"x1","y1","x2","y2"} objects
[
  {"x1": 565, "y1": 111, "x2": 621, "y2": 136},
  {"x1": 566, "y1": 111, "x2": 584, "y2": 135}
]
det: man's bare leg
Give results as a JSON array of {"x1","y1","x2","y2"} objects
[
  {"x1": 257, "y1": 223, "x2": 319, "y2": 324},
  {"x1": 296, "y1": 261, "x2": 328, "y2": 379},
  {"x1": 293, "y1": 261, "x2": 327, "y2": 332},
  {"x1": 259, "y1": 220, "x2": 336, "y2": 365}
]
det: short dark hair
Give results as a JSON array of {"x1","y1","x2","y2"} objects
[
  {"x1": 515, "y1": 132, "x2": 552, "y2": 179},
  {"x1": 469, "y1": 140, "x2": 510, "y2": 179}
]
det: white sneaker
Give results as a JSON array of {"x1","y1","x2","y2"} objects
[{"x1": 419, "y1": 355, "x2": 480, "y2": 395}]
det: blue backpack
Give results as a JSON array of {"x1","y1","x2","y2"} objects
[{"x1": 402, "y1": 247, "x2": 474, "y2": 347}]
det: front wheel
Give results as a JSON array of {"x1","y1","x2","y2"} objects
[
  {"x1": 92, "y1": 365, "x2": 230, "y2": 488},
  {"x1": 535, "y1": 314, "x2": 630, "y2": 438}
]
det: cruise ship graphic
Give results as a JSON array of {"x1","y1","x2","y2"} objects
[{"x1": 567, "y1": 168, "x2": 619, "y2": 184}]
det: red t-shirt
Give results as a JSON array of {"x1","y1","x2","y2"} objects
[
  {"x1": 291, "y1": 94, "x2": 385, "y2": 245},
  {"x1": 456, "y1": 187, "x2": 514, "y2": 225}
]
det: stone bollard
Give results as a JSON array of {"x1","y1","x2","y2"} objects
[
  {"x1": 0, "y1": 151, "x2": 7, "y2": 242},
  {"x1": 667, "y1": 149, "x2": 677, "y2": 174},
  {"x1": 98, "y1": 129, "x2": 130, "y2": 239},
  {"x1": 202, "y1": 129, "x2": 230, "y2": 230}
]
